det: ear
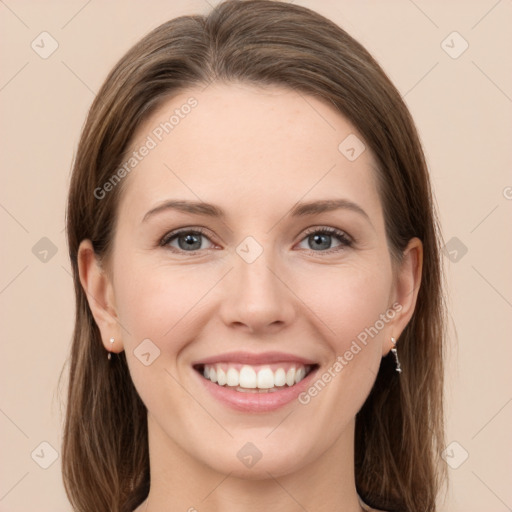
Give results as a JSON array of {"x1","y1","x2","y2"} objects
[
  {"x1": 77, "y1": 239, "x2": 124, "y2": 354},
  {"x1": 382, "y1": 237, "x2": 423, "y2": 356}
]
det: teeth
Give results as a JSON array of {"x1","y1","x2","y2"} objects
[
  {"x1": 226, "y1": 368, "x2": 239, "y2": 387},
  {"x1": 239, "y1": 366, "x2": 257, "y2": 388},
  {"x1": 217, "y1": 368, "x2": 227, "y2": 386},
  {"x1": 201, "y1": 363, "x2": 311, "y2": 390},
  {"x1": 257, "y1": 367, "x2": 274, "y2": 389},
  {"x1": 274, "y1": 368, "x2": 286, "y2": 387},
  {"x1": 286, "y1": 368, "x2": 296, "y2": 386}
]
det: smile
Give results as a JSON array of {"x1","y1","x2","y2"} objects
[
  {"x1": 195, "y1": 362, "x2": 315, "y2": 393},
  {"x1": 192, "y1": 351, "x2": 320, "y2": 411}
]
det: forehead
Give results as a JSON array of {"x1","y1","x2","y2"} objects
[{"x1": 118, "y1": 82, "x2": 382, "y2": 223}]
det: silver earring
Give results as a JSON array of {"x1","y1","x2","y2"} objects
[
  {"x1": 390, "y1": 337, "x2": 402, "y2": 373},
  {"x1": 107, "y1": 337, "x2": 115, "y2": 360}
]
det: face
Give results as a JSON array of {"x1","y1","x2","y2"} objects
[{"x1": 81, "y1": 83, "x2": 420, "y2": 479}]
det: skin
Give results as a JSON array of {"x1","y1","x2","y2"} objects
[{"x1": 78, "y1": 83, "x2": 422, "y2": 512}]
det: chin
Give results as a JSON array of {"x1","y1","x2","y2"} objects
[{"x1": 196, "y1": 438, "x2": 313, "y2": 480}]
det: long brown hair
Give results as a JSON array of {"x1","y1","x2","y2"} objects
[{"x1": 61, "y1": 1, "x2": 446, "y2": 510}]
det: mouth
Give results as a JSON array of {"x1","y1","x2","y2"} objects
[
  {"x1": 191, "y1": 351, "x2": 320, "y2": 412},
  {"x1": 193, "y1": 362, "x2": 319, "y2": 393}
]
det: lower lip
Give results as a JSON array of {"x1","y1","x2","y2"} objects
[{"x1": 194, "y1": 367, "x2": 319, "y2": 412}]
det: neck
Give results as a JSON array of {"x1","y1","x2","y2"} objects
[{"x1": 134, "y1": 414, "x2": 365, "y2": 512}]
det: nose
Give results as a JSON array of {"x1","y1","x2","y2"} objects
[{"x1": 218, "y1": 245, "x2": 297, "y2": 335}]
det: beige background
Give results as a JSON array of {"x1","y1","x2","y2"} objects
[{"x1": 1, "y1": 0, "x2": 511, "y2": 510}]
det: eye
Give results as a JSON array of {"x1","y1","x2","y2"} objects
[
  {"x1": 159, "y1": 226, "x2": 353, "y2": 255},
  {"x1": 297, "y1": 227, "x2": 353, "y2": 253},
  {"x1": 160, "y1": 228, "x2": 216, "y2": 253}
]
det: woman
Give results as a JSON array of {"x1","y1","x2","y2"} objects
[{"x1": 61, "y1": 1, "x2": 446, "y2": 511}]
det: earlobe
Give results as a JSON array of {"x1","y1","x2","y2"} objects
[
  {"x1": 77, "y1": 240, "x2": 123, "y2": 353},
  {"x1": 383, "y1": 237, "x2": 423, "y2": 356}
]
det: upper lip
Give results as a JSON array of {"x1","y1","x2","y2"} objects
[{"x1": 192, "y1": 351, "x2": 318, "y2": 366}]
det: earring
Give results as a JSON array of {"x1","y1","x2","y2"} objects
[
  {"x1": 107, "y1": 337, "x2": 115, "y2": 360},
  {"x1": 390, "y1": 337, "x2": 402, "y2": 373}
]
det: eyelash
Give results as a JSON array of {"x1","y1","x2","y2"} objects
[{"x1": 159, "y1": 226, "x2": 353, "y2": 255}]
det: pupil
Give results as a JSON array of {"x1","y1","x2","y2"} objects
[
  {"x1": 310, "y1": 234, "x2": 330, "y2": 250},
  {"x1": 179, "y1": 234, "x2": 201, "y2": 250},
  {"x1": 176, "y1": 233, "x2": 333, "y2": 252}
]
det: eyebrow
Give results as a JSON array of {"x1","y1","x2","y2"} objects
[{"x1": 142, "y1": 198, "x2": 371, "y2": 223}]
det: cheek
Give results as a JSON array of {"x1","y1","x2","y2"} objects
[
  {"x1": 111, "y1": 259, "x2": 209, "y2": 410},
  {"x1": 298, "y1": 261, "x2": 393, "y2": 349},
  {"x1": 292, "y1": 265, "x2": 392, "y2": 424},
  {"x1": 114, "y1": 258, "x2": 207, "y2": 342},
  {"x1": 114, "y1": 251, "x2": 393, "y2": 365}
]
